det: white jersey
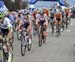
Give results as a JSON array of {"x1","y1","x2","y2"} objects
[
  {"x1": 0, "y1": 17, "x2": 12, "y2": 29},
  {"x1": 36, "y1": 14, "x2": 47, "y2": 22}
]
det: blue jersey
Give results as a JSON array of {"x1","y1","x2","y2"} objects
[{"x1": 8, "y1": 14, "x2": 15, "y2": 25}]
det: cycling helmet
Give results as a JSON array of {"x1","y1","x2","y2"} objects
[
  {"x1": 23, "y1": 9, "x2": 29, "y2": 15},
  {"x1": 0, "y1": 12, "x2": 5, "y2": 18},
  {"x1": 55, "y1": 9, "x2": 60, "y2": 14},
  {"x1": 39, "y1": 10, "x2": 44, "y2": 15}
]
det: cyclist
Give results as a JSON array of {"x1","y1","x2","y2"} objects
[
  {"x1": 7, "y1": 10, "x2": 15, "y2": 25},
  {"x1": 16, "y1": 11, "x2": 32, "y2": 45},
  {"x1": 64, "y1": 7, "x2": 71, "y2": 23},
  {"x1": 32, "y1": 9, "x2": 39, "y2": 24},
  {"x1": 16, "y1": 12, "x2": 23, "y2": 26},
  {"x1": 61, "y1": 8, "x2": 66, "y2": 30},
  {"x1": 36, "y1": 10, "x2": 48, "y2": 38},
  {"x1": 49, "y1": 8, "x2": 55, "y2": 33},
  {"x1": 53, "y1": 7, "x2": 62, "y2": 33},
  {"x1": 32, "y1": 9, "x2": 40, "y2": 35},
  {"x1": 0, "y1": 12, "x2": 13, "y2": 62}
]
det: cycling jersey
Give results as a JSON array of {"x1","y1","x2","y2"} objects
[
  {"x1": 50, "y1": 10, "x2": 55, "y2": 19},
  {"x1": 18, "y1": 14, "x2": 23, "y2": 21},
  {"x1": 0, "y1": 17, "x2": 12, "y2": 29},
  {"x1": 0, "y1": 17, "x2": 12, "y2": 36},
  {"x1": 38, "y1": 14, "x2": 47, "y2": 25},
  {"x1": 65, "y1": 9, "x2": 70, "y2": 17},
  {"x1": 22, "y1": 19, "x2": 30, "y2": 29},
  {"x1": 54, "y1": 10, "x2": 62, "y2": 22},
  {"x1": 61, "y1": 10, "x2": 65, "y2": 17},
  {"x1": 8, "y1": 14, "x2": 15, "y2": 25},
  {"x1": 54, "y1": 11, "x2": 62, "y2": 20},
  {"x1": 32, "y1": 13, "x2": 36, "y2": 20}
]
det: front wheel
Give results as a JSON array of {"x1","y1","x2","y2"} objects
[
  {"x1": 20, "y1": 35, "x2": 26, "y2": 56},
  {"x1": 17, "y1": 31, "x2": 21, "y2": 40},
  {"x1": 56, "y1": 24, "x2": 61, "y2": 38},
  {"x1": 21, "y1": 44, "x2": 26, "y2": 56},
  {"x1": 3, "y1": 50, "x2": 9, "y2": 62},
  {"x1": 39, "y1": 33, "x2": 42, "y2": 47}
]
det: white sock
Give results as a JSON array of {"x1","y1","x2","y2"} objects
[{"x1": 29, "y1": 39, "x2": 32, "y2": 44}]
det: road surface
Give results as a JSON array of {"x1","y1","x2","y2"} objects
[{"x1": 13, "y1": 18, "x2": 75, "y2": 62}]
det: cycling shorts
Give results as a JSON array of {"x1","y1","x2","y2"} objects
[
  {"x1": 1, "y1": 28, "x2": 9, "y2": 37},
  {"x1": 56, "y1": 18, "x2": 61, "y2": 22},
  {"x1": 23, "y1": 22, "x2": 30, "y2": 29},
  {"x1": 38, "y1": 20, "x2": 45, "y2": 26}
]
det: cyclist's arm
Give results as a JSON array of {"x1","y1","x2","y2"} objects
[
  {"x1": 18, "y1": 21, "x2": 23, "y2": 29},
  {"x1": 54, "y1": 14, "x2": 56, "y2": 21},
  {"x1": 36, "y1": 15, "x2": 40, "y2": 25},
  {"x1": 4, "y1": 17, "x2": 12, "y2": 30},
  {"x1": 44, "y1": 14, "x2": 48, "y2": 26},
  {"x1": 60, "y1": 13, "x2": 62, "y2": 22},
  {"x1": 29, "y1": 17, "x2": 32, "y2": 30},
  {"x1": 4, "y1": 17, "x2": 13, "y2": 38}
]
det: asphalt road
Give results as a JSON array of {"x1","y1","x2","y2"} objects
[{"x1": 13, "y1": 18, "x2": 75, "y2": 62}]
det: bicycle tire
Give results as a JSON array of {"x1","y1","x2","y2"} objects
[
  {"x1": 17, "y1": 31, "x2": 21, "y2": 40},
  {"x1": 20, "y1": 33, "x2": 26, "y2": 56},
  {"x1": 56, "y1": 24, "x2": 60, "y2": 38},
  {"x1": 39, "y1": 31, "x2": 43, "y2": 47},
  {"x1": 65, "y1": 18, "x2": 68, "y2": 29},
  {"x1": 3, "y1": 50, "x2": 9, "y2": 62}
]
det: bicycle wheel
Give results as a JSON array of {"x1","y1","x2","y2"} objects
[
  {"x1": 11, "y1": 52, "x2": 13, "y2": 62},
  {"x1": 9, "y1": 44, "x2": 13, "y2": 62},
  {"x1": 65, "y1": 18, "x2": 68, "y2": 29},
  {"x1": 12, "y1": 33, "x2": 14, "y2": 44},
  {"x1": 51, "y1": 22, "x2": 54, "y2": 34},
  {"x1": 62, "y1": 21, "x2": 65, "y2": 31},
  {"x1": 3, "y1": 49, "x2": 9, "y2": 62},
  {"x1": 56, "y1": 24, "x2": 60, "y2": 38},
  {"x1": 20, "y1": 33, "x2": 26, "y2": 56},
  {"x1": 17, "y1": 31, "x2": 21, "y2": 40},
  {"x1": 39, "y1": 32, "x2": 42, "y2": 47},
  {"x1": 0, "y1": 43, "x2": 3, "y2": 62}
]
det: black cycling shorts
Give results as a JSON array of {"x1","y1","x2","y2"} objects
[
  {"x1": 23, "y1": 22, "x2": 30, "y2": 29},
  {"x1": 38, "y1": 20, "x2": 45, "y2": 26},
  {"x1": 1, "y1": 28, "x2": 9, "y2": 37},
  {"x1": 56, "y1": 18, "x2": 61, "y2": 22},
  {"x1": 66, "y1": 14, "x2": 68, "y2": 17}
]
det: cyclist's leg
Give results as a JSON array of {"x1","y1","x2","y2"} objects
[
  {"x1": 43, "y1": 21, "x2": 48, "y2": 37},
  {"x1": 50, "y1": 18, "x2": 54, "y2": 33},
  {"x1": 26, "y1": 25, "x2": 32, "y2": 45}
]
